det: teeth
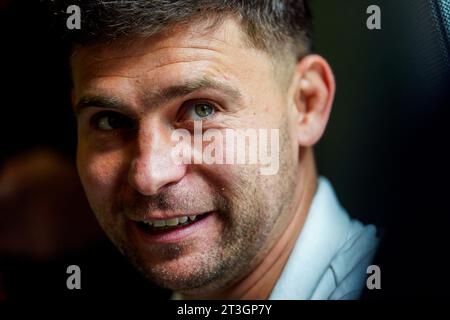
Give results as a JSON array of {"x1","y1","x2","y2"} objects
[
  {"x1": 179, "y1": 216, "x2": 188, "y2": 224},
  {"x1": 153, "y1": 220, "x2": 166, "y2": 227},
  {"x1": 145, "y1": 214, "x2": 199, "y2": 228},
  {"x1": 166, "y1": 218, "x2": 179, "y2": 226}
]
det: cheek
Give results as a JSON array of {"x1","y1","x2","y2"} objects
[{"x1": 76, "y1": 147, "x2": 127, "y2": 210}]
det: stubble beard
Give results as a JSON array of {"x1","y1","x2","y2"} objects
[{"x1": 100, "y1": 123, "x2": 298, "y2": 295}]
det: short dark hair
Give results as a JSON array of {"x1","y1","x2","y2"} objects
[{"x1": 48, "y1": 0, "x2": 312, "y2": 60}]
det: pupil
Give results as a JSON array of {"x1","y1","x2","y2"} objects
[
  {"x1": 196, "y1": 104, "x2": 212, "y2": 117},
  {"x1": 108, "y1": 116, "x2": 120, "y2": 128}
]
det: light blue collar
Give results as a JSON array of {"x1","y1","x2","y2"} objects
[{"x1": 269, "y1": 176, "x2": 353, "y2": 299}]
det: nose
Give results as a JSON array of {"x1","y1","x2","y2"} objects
[{"x1": 128, "y1": 123, "x2": 187, "y2": 196}]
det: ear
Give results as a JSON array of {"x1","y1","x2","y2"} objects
[{"x1": 289, "y1": 54, "x2": 335, "y2": 147}]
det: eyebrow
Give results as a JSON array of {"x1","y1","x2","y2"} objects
[
  {"x1": 74, "y1": 76, "x2": 242, "y2": 115},
  {"x1": 74, "y1": 95, "x2": 126, "y2": 115}
]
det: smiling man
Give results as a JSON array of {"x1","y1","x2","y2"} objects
[{"x1": 64, "y1": 0, "x2": 379, "y2": 300}]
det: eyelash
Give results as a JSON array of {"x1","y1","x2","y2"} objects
[
  {"x1": 177, "y1": 99, "x2": 219, "y2": 122},
  {"x1": 90, "y1": 111, "x2": 134, "y2": 131},
  {"x1": 89, "y1": 99, "x2": 220, "y2": 131}
]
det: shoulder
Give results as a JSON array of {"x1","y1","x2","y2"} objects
[
  {"x1": 314, "y1": 221, "x2": 380, "y2": 300},
  {"x1": 270, "y1": 177, "x2": 380, "y2": 300}
]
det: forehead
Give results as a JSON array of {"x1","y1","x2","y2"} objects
[{"x1": 71, "y1": 17, "x2": 276, "y2": 96}]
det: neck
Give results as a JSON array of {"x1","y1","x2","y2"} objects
[{"x1": 182, "y1": 152, "x2": 318, "y2": 300}]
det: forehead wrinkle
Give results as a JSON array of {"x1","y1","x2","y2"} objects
[
  {"x1": 75, "y1": 46, "x2": 228, "y2": 86},
  {"x1": 73, "y1": 16, "x2": 246, "y2": 79},
  {"x1": 72, "y1": 19, "x2": 236, "y2": 70},
  {"x1": 89, "y1": 45, "x2": 225, "y2": 67},
  {"x1": 139, "y1": 75, "x2": 242, "y2": 111},
  {"x1": 73, "y1": 18, "x2": 259, "y2": 95}
]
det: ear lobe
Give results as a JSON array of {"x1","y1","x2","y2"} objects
[{"x1": 292, "y1": 55, "x2": 335, "y2": 147}]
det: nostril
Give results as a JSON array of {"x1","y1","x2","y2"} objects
[{"x1": 127, "y1": 156, "x2": 187, "y2": 196}]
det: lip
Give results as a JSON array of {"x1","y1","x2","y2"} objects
[{"x1": 130, "y1": 211, "x2": 215, "y2": 244}]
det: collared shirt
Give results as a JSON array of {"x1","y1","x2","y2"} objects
[
  {"x1": 269, "y1": 177, "x2": 379, "y2": 300},
  {"x1": 172, "y1": 177, "x2": 379, "y2": 300}
]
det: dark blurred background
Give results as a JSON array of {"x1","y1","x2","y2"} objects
[{"x1": 0, "y1": 0, "x2": 449, "y2": 299}]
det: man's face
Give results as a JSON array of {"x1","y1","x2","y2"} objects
[{"x1": 73, "y1": 17, "x2": 301, "y2": 294}]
